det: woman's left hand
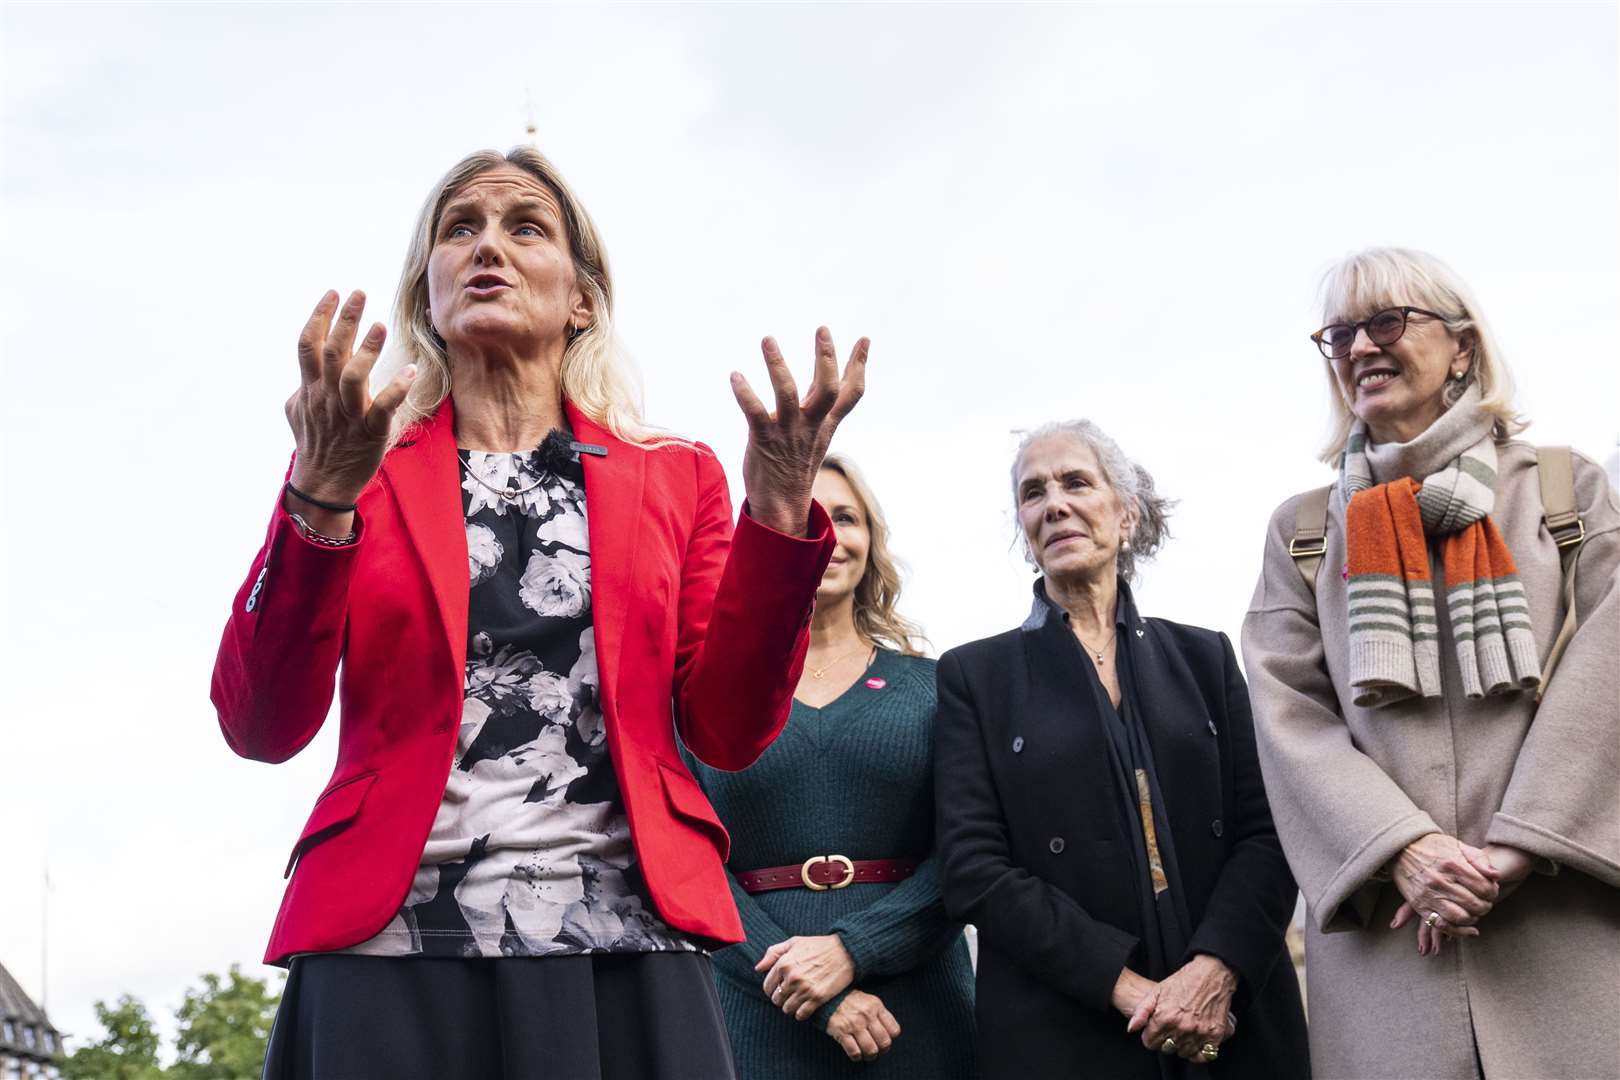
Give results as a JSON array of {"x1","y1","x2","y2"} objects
[
  {"x1": 1128, "y1": 954, "x2": 1238, "y2": 1064},
  {"x1": 731, "y1": 328, "x2": 868, "y2": 536},
  {"x1": 757, "y1": 934, "x2": 858, "y2": 1020},
  {"x1": 1394, "y1": 843, "x2": 1537, "y2": 955}
]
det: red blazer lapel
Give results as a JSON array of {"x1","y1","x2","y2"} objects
[
  {"x1": 381, "y1": 399, "x2": 469, "y2": 683},
  {"x1": 566, "y1": 401, "x2": 644, "y2": 709}
]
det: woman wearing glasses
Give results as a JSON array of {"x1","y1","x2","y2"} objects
[{"x1": 1242, "y1": 247, "x2": 1619, "y2": 1079}]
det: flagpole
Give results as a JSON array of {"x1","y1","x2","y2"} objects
[{"x1": 41, "y1": 857, "x2": 49, "y2": 1012}]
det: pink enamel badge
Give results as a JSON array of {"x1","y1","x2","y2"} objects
[{"x1": 866, "y1": 677, "x2": 887, "y2": 689}]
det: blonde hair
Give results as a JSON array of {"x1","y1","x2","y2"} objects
[
  {"x1": 385, "y1": 147, "x2": 660, "y2": 446},
  {"x1": 1315, "y1": 247, "x2": 1527, "y2": 464},
  {"x1": 820, "y1": 454, "x2": 928, "y2": 657}
]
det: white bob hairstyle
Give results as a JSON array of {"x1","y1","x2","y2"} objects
[{"x1": 1316, "y1": 247, "x2": 1527, "y2": 465}]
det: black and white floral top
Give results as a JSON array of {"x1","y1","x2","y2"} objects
[{"x1": 348, "y1": 431, "x2": 696, "y2": 958}]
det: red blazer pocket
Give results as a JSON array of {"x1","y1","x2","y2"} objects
[
  {"x1": 285, "y1": 771, "x2": 379, "y2": 877},
  {"x1": 657, "y1": 761, "x2": 731, "y2": 862}
]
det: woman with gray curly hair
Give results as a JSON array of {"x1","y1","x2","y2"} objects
[{"x1": 934, "y1": 420, "x2": 1308, "y2": 1079}]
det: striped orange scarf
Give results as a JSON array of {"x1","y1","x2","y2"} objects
[{"x1": 1341, "y1": 396, "x2": 1541, "y2": 707}]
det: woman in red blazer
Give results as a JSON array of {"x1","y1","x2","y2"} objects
[{"x1": 212, "y1": 147, "x2": 866, "y2": 1080}]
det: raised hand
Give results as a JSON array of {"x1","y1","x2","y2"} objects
[
  {"x1": 824, "y1": 990, "x2": 900, "y2": 1062},
  {"x1": 730, "y1": 327, "x2": 867, "y2": 536},
  {"x1": 285, "y1": 290, "x2": 416, "y2": 526},
  {"x1": 756, "y1": 934, "x2": 856, "y2": 1020}
]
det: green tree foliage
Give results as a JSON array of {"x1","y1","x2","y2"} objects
[
  {"x1": 170, "y1": 967, "x2": 281, "y2": 1080},
  {"x1": 59, "y1": 996, "x2": 165, "y2": 1080},
  {"x1": 59, "y1": 968, "x2": 281, "y2": 1080}
]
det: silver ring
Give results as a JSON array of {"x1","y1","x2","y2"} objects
[{"x1": 1424, "y1": 911, "x2": 1441, "y2": 927}]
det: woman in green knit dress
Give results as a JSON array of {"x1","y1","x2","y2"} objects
[{"x1": 684, "y1": 454, "x2": 976, "y2": 1077}]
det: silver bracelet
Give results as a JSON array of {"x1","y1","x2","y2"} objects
[{"x1": 288, "y1": 512, "x2": 357, "y2": 547}]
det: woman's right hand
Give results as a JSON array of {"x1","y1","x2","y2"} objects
[
  {"x1": 285, "y1": 290, "x2": 416, "y2": 527},
  {"x1": 1389, "y1": 832, "x2": 1501, "y2": 934},
  {"x1": 825, "y1": 990, "x2": 900, "y2": 1062}
]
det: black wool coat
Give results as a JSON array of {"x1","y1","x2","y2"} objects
[{"x1": 934, "y1": 600, "x2": 1309, "y2": 1080}]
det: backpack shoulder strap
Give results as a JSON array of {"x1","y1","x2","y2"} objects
[
  {"x1": 1535, "y1": 446, "x2": 1584, "y2": 701},
  {"x1": 1536, "y1": 446, "x2": 1584, "y2": 554},
  {"x1": 1289, "y1": 484, "x2": 1334, "y2": 595}
]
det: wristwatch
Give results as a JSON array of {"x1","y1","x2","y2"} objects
[{"x1": 288, "y1": 511, "x2": 357, "y2": 547}]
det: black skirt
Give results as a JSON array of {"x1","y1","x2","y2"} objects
[{"x1": 263, "y1": 952, "x2": 738, "y2": 1080}]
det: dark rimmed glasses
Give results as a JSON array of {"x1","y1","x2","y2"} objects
[{"x1": 1310, "y1": 306, "x2": 1446, "y2": 360}]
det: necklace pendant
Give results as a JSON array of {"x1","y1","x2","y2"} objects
[{"x1": 811, "y1": 670, "x2": 825, "y2": 679}]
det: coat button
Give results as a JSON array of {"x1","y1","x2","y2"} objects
[
  {"x1": 1012, "y1": 736, "x2": 1024, "y2": 753},
  {"x1": 1049, "y1": 837, "x2": 1066, "y2": 854},
  {"x1": 1211, "y1": 819, "x2": 1224, "y2": 837}
]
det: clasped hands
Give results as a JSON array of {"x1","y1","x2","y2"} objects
[
  {"x1": 1387, "y1": 832, "x2": 1535, "y2": 956},
  {"x1": 757, "y1": 934, "x2": 899, "y2": 1062},
  {"x1": 1114, "y1": 955, "x2": 1237, "y2": 1066}
]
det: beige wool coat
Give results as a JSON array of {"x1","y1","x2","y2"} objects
[{"x1": 1242, "y1": 437, "x2": 1619, "y2": 1080}]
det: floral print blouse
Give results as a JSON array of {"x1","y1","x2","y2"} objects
[{"x1": 347, "y1": 431, "x2": 696, "y2": 958}]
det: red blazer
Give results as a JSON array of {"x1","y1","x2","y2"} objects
[{"x1": 212, "y1": 398, "x2": 833, "y2": 965}]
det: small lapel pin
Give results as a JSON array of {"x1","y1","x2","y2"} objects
[
  {"x1": 1136, "y1": 629, "x2": 1145, "y2": 638},
  {"x1": 569, "y1": 441, "x2": 608, "y2": 457},
  {"x1": 866, "y1": 677, "x2": 887, "y2": 690}
]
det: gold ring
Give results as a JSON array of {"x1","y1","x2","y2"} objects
[
  {"x1": 1160, "y1": 1037, "x2": 1178, "y2": 1055},
  {"x1": 1424, "y1": 911, "x2": 1440, "y2": 927},
  {"x1": 1200, "y1": 1043, "x2": 1219, "y2": 1062}
]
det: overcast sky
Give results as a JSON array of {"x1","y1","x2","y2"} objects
[{"x1": 2, "y1": 0, "x2": 1615, "y2": 1052}]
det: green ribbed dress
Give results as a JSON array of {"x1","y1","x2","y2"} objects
[{"x1": 683, "y1": 650, "x2": 976, "y2": 1079}]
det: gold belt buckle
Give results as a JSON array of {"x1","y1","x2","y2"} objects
[{"x1": 800, "y1": 854, "x2": 856, "y2": 891}]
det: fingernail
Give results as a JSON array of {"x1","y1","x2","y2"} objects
[{"x1": 404, "y1": 364, "x2": 418, "y2": 381}]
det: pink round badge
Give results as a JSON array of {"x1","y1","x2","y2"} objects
[{"x1": 865, "y1": 677, "x2": 887, "y2": 690}]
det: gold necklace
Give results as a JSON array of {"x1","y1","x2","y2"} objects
[
  {"x1": 1074, "y1": 627, "x2": 1117, "y2": 663},
  {"x1": 809, "y1": 644, "x2": 871, "y2": 680}
]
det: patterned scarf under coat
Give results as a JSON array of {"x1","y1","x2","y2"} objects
[{"x1": 1340, "y1": 384, "x2": 1541, "y2": 707}]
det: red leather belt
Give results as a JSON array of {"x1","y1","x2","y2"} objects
[{"x1": 737, "y1": 856, "x2": 920, "y2": 894}]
